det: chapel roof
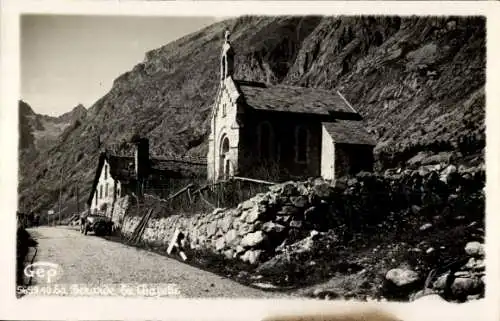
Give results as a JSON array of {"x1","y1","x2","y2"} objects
[
  {"x1": 234, "y1": 80, "x2": 359, "y2": 117},
  {"x1": 322, "y1": 120, "x2": 376, "y2": 146}
]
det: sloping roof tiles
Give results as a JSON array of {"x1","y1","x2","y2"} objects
[
  {"x1": 234, "y1": 80, "x2": 357, "y2": 116},
  {"x1": 322, "y1": 120, "x2": 376, "y2": 146}
]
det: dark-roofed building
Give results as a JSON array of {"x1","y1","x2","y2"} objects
[
  {"x1": 207, "y1": 31, "x2": 375, "y2": 182},
  {"x1": 87, "y1": 138, "x2": 206, "y2": 217}
]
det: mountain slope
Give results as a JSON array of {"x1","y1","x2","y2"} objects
[{"x1": 18, "y1": 16, "x2": 485, "y2": 216}]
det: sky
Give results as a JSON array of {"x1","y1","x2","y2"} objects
[{"x1": 21, "y1": 15, "x2": 219, "y2": 117}]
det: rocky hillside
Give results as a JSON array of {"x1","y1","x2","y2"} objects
[{"x1": 18, "y1": 16, "x2": 485, "y2": 216}]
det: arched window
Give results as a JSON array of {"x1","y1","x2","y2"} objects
[
  {"x1": 105, "y1": 183, "x2": 108, "y2": 198},
  {"x1": 219, "y1": 135, "x2": 231, "y2": 180},
  {"x1": 99, "y1": 185, "x2": 103, "y2": 199},
  {"x1": 104, "y1": 164, "x2": 108, "y2": 180},
  {"x1": 257, "y1": 122, "x2": 274, "y2": 161},
  {"x1": 222, "y1": 102, "x2": 227, "y2": 117},
  {"x1": 295, "y1": 125, "x2": 309, "y2": 163},
  {"x1": 95, "y1": 192, "x2": 98, "y2": 205}
]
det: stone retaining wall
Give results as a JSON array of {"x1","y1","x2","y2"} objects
[{"x1": 120, "y1": 164, "x2": 485, "y2": 266}]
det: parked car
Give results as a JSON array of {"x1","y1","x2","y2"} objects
[{"x1": 80, "y1": 214, "x2": 114, "y2": 236}]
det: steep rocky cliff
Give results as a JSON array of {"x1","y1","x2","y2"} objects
[{"x1": 18, "y1": 16, "x2": 485, "y2": 216}]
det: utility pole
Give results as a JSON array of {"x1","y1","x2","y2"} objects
[
  {"x1": 76, "y1": 184, "x2": 80, "y2": 215},
  {"x1": 58, "y1": 166, "x2": 64, "y2": 225}
]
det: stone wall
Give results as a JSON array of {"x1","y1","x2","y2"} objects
[{"x1": 120, "y1": 164, "x2": 485, "y2": 267}]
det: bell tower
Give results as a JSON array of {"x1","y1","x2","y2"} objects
[{"x1": 220, "y1": 30, "x2": 235, "y2": 82}]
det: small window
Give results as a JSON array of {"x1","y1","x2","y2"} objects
[
  {"x1": 105, "y1": 183, "x2": 108, "y2": 198},
  {"x1": 222, "y1": 102, "x2": 227, "y2": 117},
  {"x1": 104, "y1": 164, "x2": 108, "y2": 180},
  {"x1": 95, "y1": 192, "x2": 98, "y2": 205},
  {"x1": 99, "y1": 185, "x2": 103, "y2": 199},
  {"x1": 117, "y1": 187, "x2": 121, "y2": 198},
  {"x1": 296, "y1": 126, "x2": 309, "y2": 163}
]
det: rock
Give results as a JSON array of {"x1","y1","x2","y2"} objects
[
  {"x1": 215, "y1": 237, "x2": 226, "y2": 251},
  {"x1": 296, "y1": 183, "x2": 309, "y2": 196},
  {"x1": 411, "y1": 289, "x2": 437, "y2": 301},
  {"x1": 426, "y1": 247, "x2": 435, "y2": 254},
  {"x1": 245, "y1": 205, "x2": 267, "y2": 223},
  {"x1": 282, "y1": 182, "x2": 299, "y2": 196},
  {"x1": 303, "y1": 206, "x2": 318, "y2": 222},
  {"x1": 237, "y1": 223, "x2": 253, "y2": 235},
  {"x1": 386, "y1": 268, "x2": 420, "y2": 286},
  {"x1": 440, "y1": 164, "x2": 457, "y2": 183},
  {"x1": 235, "y1": 245, "x2": 246, "y2": 254},
  {"x1": 419, "y1": 223, "x2": 433, "y2": 231},
  {"x1": 411, "y1": 205, "x2": 421, "y2": 214},
  {"x1": 467, "y1": 294, "x2": 482, "y2": 301},
  {"x1": 276, "y1": 205, "x2": 299, "y2": 216},
  {"x1": 212, "y1": 208, "x2": 226, "y2": 216},
  {"x1": 220, "y1": 215, "x2": 233, "y2": 232},
  {"x1": 451, "y1": 277, "x2": 481, "y2": 297},
  {"x1": 312, "y1": 183, "x2": 335, "y2": 199},
  {"x1": 310, "y1": 230, "x2": 320, "y2": 239},
  {"x1": 289, "y1": 220, "x2": 303, "y2": 228},
  {"x1": 224, "y1": 229, "x2": 239, "y2": 247},
  {"x1": 254, "y1": 193, "x2": 270, "y2": 205},
  {"x1": 241, "y1": 231, "x2": 267, "y2": 248},
  {"x1": 465, "y1": 241, "x2": 484, "y2": 257},
  {"x1": 290, "y1": 196, "x2": 308, "y2": 208},
  {"x1": 206, "y1": 221, "x2": 218, "y2": 237},
  {"x1": 223, "y1": 249, "x2": 234, "y2": 260},
  {"x1": 465, "y1": 258, "x2": 485, "y2": 271},
  {"x1": 237, "y1": 271, "x2": 249, "y2": 279},
  {"x1": 241, "y1": 250, "x2": 262, "y2": 265},
  {"x1": 240, "y1": 199, "x2": 255, "y2": 211},
  {"x1": 433, "y1": 273, "x2": 449, "y2": 290},
  {"x1": 275, "y1": 215, "x2": 292, "y2": 224},
  {"x1": 312, "y1": 288, "x2": 340, "y2": 300},
  {"x1": 262, "y1": 222, "x2": 286, "y2": 234}
]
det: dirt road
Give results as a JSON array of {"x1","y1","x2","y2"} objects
[{"x1": 24, "y1": 226, "x2": 284, "y2": 298}]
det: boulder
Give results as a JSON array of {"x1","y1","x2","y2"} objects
[
  {"x1": 245, "y1": 205, "x2": 267, "y2": 223},
  {"x1": 215, "y1": 237, "x2": 226, "y2": 251},
  {"x1": 440, "y1": 164, "x2": 457, "y2": 183},
  {"x1": 386, "y1": 268, "x2": 420, "y2": 286},
  {"x1": 303, "y1": 206, "x2": 317, "y2": 222},
  {"x1": 206, "y1": 221, "x2": 218, "y2": 237},
  {"x1": 289, "y1": 220, "x2": 303, "y2": 229},
  {"x1": 419, "y1": 223, "x2": 433, "y2": 231},
  {"x1": 262, "y1": 222, "x2": 286, "y2": 234},
  {"x1": 282, "y1": 182, "x2": 299, "y2": 197},
  {"x1": 241, "y1": 250, "x2": 262, "y2": 265},
  {"x1": 465, "y1": 241, "x2": 484, "y2": 257},
  {"x1": 223, "y1": 249, "x2": 234, "y2": 260},
  {"x1": 237, "y1": 222, "x2": 253, "y2": 235},
  {"x1": 465, "y1": 257, "x2": 485, "y2": 271},
  {"x1": 220, "y1": 215, "x2": 233, "y2": 232},
  {"x1": 290, "y1": 195, "x2": 308, "y2": 208},
  {"x1": 241, "y1": 231, "x2": 267, "y2": 248},
  {"x1": 276, "y1": 206, "x2": 299, "y2": 216},
  {"x1": 239, "y1": 199, "x2": 255, "y2": 211},
  {"x1": 432, "y1": 273, "x2": 449, "y2": 290},
  {"x1": 451, "y1": 277, "x2": 482, "y2": 297},
  {"x1": 224, "y1": 229, "x2": 240, "y2": 247},
  {"x1": 312, "y1": 183, "x2": 335, "y2": 199},
  {"x1": 235, "y1": 245, "x2": 246, "y2": 254}
]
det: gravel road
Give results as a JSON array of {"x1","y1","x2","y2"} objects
[{"x1": 24, "y1": 226, "x2": 286, "y2": 298}]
